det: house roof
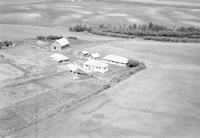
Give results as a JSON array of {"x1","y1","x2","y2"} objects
[
  {"x1": 80, "y1": 50, "x2": 88, "y2": 55},
  {"x1": 102, "y1": 55, "x2": 128, "y2": 64},
  {"x1": 91, "y1": 53, "x2": 100, "y2": 58},
  {"x1": 55, "y1": 38, "x2": 69, "y2": 46},
  {"x1": 84, "y1": 60, "x2": 108, "y2": 68},
  {"x1": 49, "y1": 53, "x2": 69, "y2": 62}
]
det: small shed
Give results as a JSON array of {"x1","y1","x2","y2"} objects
[
  {"x1": 90, "y1": 53, "x2": 100, "y2": 59},
  {"x1": 50, "y1": 38, "x2": 70, "y2": 51},
  {"x1": 102, "y1": 55, "x2": 128, "y2": 66},
  {"x1": 79, "y1": 50, "x2": 89, "y2": 56},
  {"x1": 83, "y1": 60, "x2": 108, "y2": 73},
  {"x1": 49, "y1": 53, "x2": 69, "y2": 63}
]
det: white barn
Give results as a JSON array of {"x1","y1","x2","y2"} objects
[
  {"x1": 83, "y1": 60, "x2": 108, "y2": 73},
  {"x1": 102, "y1": 55, "x2": 128, "y2": 66},
  {"x1": 50, "y1": 38, "x2": 70, "y2": 51}
]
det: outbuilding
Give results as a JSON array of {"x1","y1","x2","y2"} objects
[
  {"x1": 49, "y1": 53, "x2": 69, "y2": 63},
  {"x1": 83, "y1": 60, "x2": 108, "y2": 73},
  {"x1": 50, "y1": 38, "x2": 70, "y2": 51},
  {"x1": 102, "y1": 55, "x2": 128, "y2": 66},
  {"x1": 90, "y1": 53, "x2": 100, "y2": 59},
  {"x1": 79, "y1": 50, "x2": 89, "y2": 56}
]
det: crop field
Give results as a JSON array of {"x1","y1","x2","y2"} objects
[
  {"x1": 0, "y1": 0, "x2": 199, "y2": 27},
  {"x1": 0, "y1": 64, "x2": 24, "y2": 82},
  {"x1": 0, "y1": 0, "x2": 200, "y2": 138},
  {"x1": 7, "y1": 39, "x2": 200, "y2": 138},
  {"x1": 0, "y1": 0, "x2": 200, "y2": 41},
  {"x1": 0, "y1": 83, "x2": 49, "y2": 109}
]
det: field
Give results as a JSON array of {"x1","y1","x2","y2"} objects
[
  {"x1": 0, "y1": 0, "x2": 200, "y2": 41},
  {"x1": 0, "y1": 32, "x2": 134, "y2": 137},
  {"x1": 0, "y1": 0, "x2": 200, "y2": 138},
  {"x1": 0, "y1": 0, "x2": 200, "y2": 28},
  {"x1": 7, "y1": 40, "x2": 200, "y2": 138}
]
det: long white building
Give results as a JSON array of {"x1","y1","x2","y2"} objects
[{"x1": 102, "y1": 55, "x2": 128, "y2": 66}]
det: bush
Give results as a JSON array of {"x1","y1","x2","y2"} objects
[
  {"x1": 69, "y1": 25, "x2": 92, "y2": 32},
  {"x1": 138, "y1": 62, "x2": 146, "y2": 69},
  {"x1": 129, "y1": 68, "x2": 137, "y2": 74},
  {"x1": 37, "y1": 35, "x2": 63, "y2": 41},
  {"x1": 0, "y1": 40, "x2": 13, "y2": 49},
  {"x1": 67, "y1": 36, "x2": 78, "y2": 40},
  {"x1": 127, "y1": 59, "x2": 140, "y2": 68},
  {"x1": 103, "y1": 84, "x2": 110, "y2": 89}
]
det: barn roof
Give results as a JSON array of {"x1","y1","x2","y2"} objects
[
  {"x1": 84, "y1": 60, "x2": 108, "y2": 68},
  {"x1": 55, "y1": 38, "x2": 69, "y2": 46},
  {"x1": 102, "y1": 55, "x2": 128, "y2": 64}
]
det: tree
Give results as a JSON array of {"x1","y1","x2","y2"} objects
[
  {"x1": 133, "y1": 24, "x2": 137, "y2": 29},
  {"x1": 127, "y1": 59, "x2": 140, "y2": 68}
]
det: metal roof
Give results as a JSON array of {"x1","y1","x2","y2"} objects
[
  {"x1": 80, "y1": 50, "x2": 89, "y2": 55},
  {"x1": 49, "y1": 53, "x2": 69, "y2": 62},
  {"x1": 55, "y1": 38, "x2": 69, "y2": 46},
  {"x1": 91, "y1": 53, "x2": 100, "y2": 58},
  {"x1": 102, "y1": 55, "x2": 128, "y2": 64},
  {"x1": 84, "y1": 60, "x2": 108, "y2": 68}
]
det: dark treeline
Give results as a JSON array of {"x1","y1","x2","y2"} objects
[
  {"x1": 0, "y1": 40, "x2": 14, "y2": 49},
  {"x1": 69, "y1": 23, "x2": 200, "y2": 43},
  {"x1": 37, "y1": 35, "x2": 63, "y2": 41}
]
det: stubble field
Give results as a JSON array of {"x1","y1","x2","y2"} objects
[{"x1": 1, "y1": 0, "x2": 200, "y2": 138}]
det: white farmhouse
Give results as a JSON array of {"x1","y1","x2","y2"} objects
[
  {"x1": 50, "y1": 38, "x2": 70, "y2": 51},
  {"x1": 49, "y1": 53, "x2": 69, "y2": 63},
  {"x1": 102, "y1": 55, "x2": 128, "y2": 66},
  {"x1": 83, "y1": 60, "x2": 108, "y2": 73}
]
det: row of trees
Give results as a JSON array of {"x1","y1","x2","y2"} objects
[
  {"x1": 69, "y1": 25, "x2": 92, "y2": 32},
  {"x1": 0, "y1": 41, "x2": 13, "y2": 49},
  {"x1": 97, "y1": 23, "x2": 200, "y2": 38},
  {"x1": 69, "y1": 23, "x2": 200, "y2": 42},
  {"x1": 37, "y1": 35, "x2": 63, "y2": 41}
]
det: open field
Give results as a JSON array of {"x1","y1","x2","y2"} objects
[
  {"x1": 0, "y1": 0, "x2": 200, "y2": 40},
  {"x1": 0, "y1": 64, "x2": 24, "y2": 82},
  {"x1": 6, "y1": 39, "x2": 200, "y2": 138},
  {"x1": 1, "y1": 0, "x2": 200, "y2": 137}
]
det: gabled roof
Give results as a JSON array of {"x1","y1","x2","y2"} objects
[
  {"x1": 55, "y1": 38, "x2": 69, "y2": 46},
  {"x1": 102, "y1": 55, "x2": 128, "y2": 64},
  {"x1": 91, "y1": 53, "x2": 100, "y2": 58},
  {"x1": 80, "y1": 50, "x2": 89, "y2": 55},
  {"x1": 84, "y1": 60, "x2": 108, "y2": 68},
  {"x1": 49, "y1": 53, "x2": 69, "y2": 62}
]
